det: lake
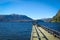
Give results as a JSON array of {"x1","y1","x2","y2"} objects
[
  {"x1": 0, "y1": 22, "x2": 32, "y2": 40},
  {"x1": 0, "y1": 21, "x2": 60, "y2": 40}
]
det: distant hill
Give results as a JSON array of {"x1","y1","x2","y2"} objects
[
  {"x1": 0, "y1": 14, "x2": 33, "y2": 22},
  {"x1": 50, "y1": 10, "x2": 60, "y2": 22},
  {"x1": 40, "y1": 18, "x2": 52, "y2": 22},
  {"x1": 36, "y1": 19, "x2": 45, "y2": 23}
]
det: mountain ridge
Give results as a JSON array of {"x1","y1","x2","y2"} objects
[
  {"x1": 0, "y1": 14, "x2": 33, "y2": 22},
  {"x1": 50, "y1": 10, "x2": 60, "y2": 22}
]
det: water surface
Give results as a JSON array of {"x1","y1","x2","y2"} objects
[{"x1": 0, "y1": 22, "x2": 32, "y2": 40}]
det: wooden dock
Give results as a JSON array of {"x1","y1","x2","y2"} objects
[{"x1": 30, "y1": 25, "x2": 60, "y2": 40}]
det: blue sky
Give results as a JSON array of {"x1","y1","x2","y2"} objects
[{"x1": 0, "y1": 0, "x2": 60, "y2": 19}]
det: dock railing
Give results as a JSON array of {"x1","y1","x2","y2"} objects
[{"x1": 37, "y1": 24, "x2": 60, "y2": 39}]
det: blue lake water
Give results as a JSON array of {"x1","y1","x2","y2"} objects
[
  {"x1": 38, "y1": 22, "x2": 60, "y2": 32},
  {"x1": 0, "y1": 21, "x2": 60, "y2": 40},
  {"x1": 0, "y1": 22, "x2": 32, "y2": 40}
]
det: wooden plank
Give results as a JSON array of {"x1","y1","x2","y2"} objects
[
  {"x1": 30, "y1": 25, "x2": 38, "y2": 40},
  {"x1": 35, "y1": 26, "x2": 46, "y2": 40},
  {"x1": 38, "y1": 27, "x2": 60, "y2": 40}
]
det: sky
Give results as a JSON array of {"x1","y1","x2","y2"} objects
[{"x1": 0, "y1": 0, "x2": 60, "y2": 19}]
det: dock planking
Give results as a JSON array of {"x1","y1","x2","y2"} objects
[
  {"x1": 30, "y1": 25, "x2": 38, "y2": 40},
  {"x1": 31, "y1": 25, "x2": 60, "y2": 40},
  {"x1": 38, "y1": 27, "x2": 60, "y2": 40}
]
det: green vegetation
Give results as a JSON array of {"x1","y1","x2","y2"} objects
[{"x1": 50, "y1": 10, "x2": 60, "y2": 22}]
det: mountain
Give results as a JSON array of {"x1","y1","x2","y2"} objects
[
  {"x1": 0, "y1": 14, "x2": 33, "y2": 22},
  {"x1": 50, "y1": 10, "x2": 60, "y2": 22},
  {"x1": 40, "y1": 18, "x2": 52, "y2": 22},
  {"x1": 36, "y1": 19, "x2": 44, "y2": 22}
]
